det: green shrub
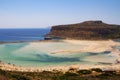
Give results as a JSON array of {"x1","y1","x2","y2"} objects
[
  {"x1": 64, "y1": 72, "x2": 78, "y2": 76},
  {"x1": 77, "y1": 69, "x2": 92, "y2": 74},
  {"x1": 91, "y1": 68, "x2": 102, "y2": 72},
  {"x1": 102, "y1": 71, "x2": 116, "y2": 76},
  {"x1": 0, "y1": 75, "x2": 8, "y2": 80},
  {"x1": 11, "y1": 74, "x2": 30, "y2": 80},
  {"x1": 0, "y1": 69, "x2": 6, "y2": 75}
]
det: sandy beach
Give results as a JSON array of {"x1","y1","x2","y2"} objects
[
  {"x1": 1, "y1": 60, "x2": 120, "y2": 72},
  {"x1": 14, "y1": 39, "x2": 120, "y2": 54},
  {"x1": 63, "y1": 39, "x2": 120, "y2": 53},
  {"x1": 0, "y1": 39, "x2": 120, "y2": 72}
]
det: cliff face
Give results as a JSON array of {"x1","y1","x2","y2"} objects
[{"x1": 46, "y1": 21, "x2": 120, "y2": 40}]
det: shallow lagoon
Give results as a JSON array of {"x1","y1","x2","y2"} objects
[{"x1": 0, "y1": 40, "x2": 120, "y2": 67}]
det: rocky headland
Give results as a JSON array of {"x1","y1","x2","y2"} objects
[{"x1": 46, "y1": 21, "x2": 120, "y2": 40}]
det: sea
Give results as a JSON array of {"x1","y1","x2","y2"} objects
[{"x1": 0, "y1": 28, "x2": 50, "y2": 42}]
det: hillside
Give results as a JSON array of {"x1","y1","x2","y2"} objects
[{"x1": 46, "y1": 21, "x2": 120, "y2": 40}]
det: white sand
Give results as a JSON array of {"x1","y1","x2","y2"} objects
[
  {"x1": 13, "y1": 39, "x2": 120, "y2": 55},
  {"x1": 63, "y1": 39, "x2": 120, "y2": 53}
]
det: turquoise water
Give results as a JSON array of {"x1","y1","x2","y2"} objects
[
  {"x1": 0, "y1": 29, "x2": 119, "y2": 67},
  {"x1": 0, "y1": 42, "x2": 119, "y2": 67}
]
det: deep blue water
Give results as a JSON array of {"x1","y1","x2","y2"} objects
[{"x1": 0, "y1": 28, "x2": 50, "y2": 42}]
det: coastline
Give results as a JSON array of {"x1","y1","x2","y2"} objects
[
  {"x1": 1, "y1": 60, "x2": 120, "y2": 72},
  {"x1": 0, "y1": 40, "x2": 54, "y2": 44},
  {"x1": 0, "y1": 39, "x2": 120, "y2": 72}
]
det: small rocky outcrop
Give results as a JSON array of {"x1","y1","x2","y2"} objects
[{"x1": 46, "y1": 21, "x2": 120, "y2": 40}]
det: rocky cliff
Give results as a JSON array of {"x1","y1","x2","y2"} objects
[{"x1": 46, "y1": 21, "x2": 120, "y2": 40}]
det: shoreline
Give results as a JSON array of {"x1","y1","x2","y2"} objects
[
  {"x1": 0, "y1": 39, "x2": 120, "y2": 72},
  {"x1": 0, "y1": 39, "x2": 120, "y2": 44},
  {"x1": 1, "y1": 60, "x2": 120, "y2": 72},
  {"x1": 0, "y1": 40, "x2": 47, "y2": 44}
]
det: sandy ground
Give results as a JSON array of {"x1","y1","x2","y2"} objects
[
  {"x1": 1, "y1": 61, "x2": 120, "y2": 72},
  {"x1": 14, "y1": 39, "x2": 120, "y2": 54},
  {"x1": 63, "y1": 39, "x2": 120, "y2": 53}
]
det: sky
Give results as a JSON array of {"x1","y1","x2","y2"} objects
[{"x1": 0, "y1": 0, "x2": 120, "y2": 28}]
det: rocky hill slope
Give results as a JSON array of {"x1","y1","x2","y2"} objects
[{"x1": 46, "y1": 21, "x2": 120, "y2": 40}]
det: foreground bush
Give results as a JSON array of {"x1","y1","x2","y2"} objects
[
  {"x1": 91, "y1": 68, "x2": 103, "y2": 72},
  {"x1": 1, "y1": 69, "x2": 120, "y2": 80},
  {"x1": 64, "y1": 72, "x2": 78, "y2": 76},
  {"x1": 77, "y1": 69, "x2": 92, "y2": 74}
]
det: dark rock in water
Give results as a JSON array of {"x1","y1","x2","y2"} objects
[
  {"x1": 116, "y1": 59, "x2": 120, "y2": 64},
  {"x1": 88, "y1": 51, "x2": 111, "y2": 56},
  {"x1": 46, "y1": 20, "x2": 120, "y2": 40},
  {"x1": 44, "y1": 36, "x2": 63, "y2": 40},
  {"x1": 114, "y1": 39, "x2": 120, "y2": 42},
  {"x1": 88, "y1": 52, "x2": 98, "y2": 56},
  {"x1": 98, "y1": 62, "x2": 112, "y2": 65},
  {"x1": 103, "y1": 51, "x2": 111, "y2": 54},
  {"x1": 44, "y1": 36, "x2": 53, "y2": 40}
]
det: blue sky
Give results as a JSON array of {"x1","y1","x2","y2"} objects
[{"x1": 0, "y1": 0, "x2": 120, "y2": 28}]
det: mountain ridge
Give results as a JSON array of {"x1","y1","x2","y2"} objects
[{"x1": 46, "y1": 21, "x2": 120, "y2": 40}]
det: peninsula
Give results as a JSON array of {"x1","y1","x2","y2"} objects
[{"x1": 46, "y1": 21, "x2": 120, "y2": 40}]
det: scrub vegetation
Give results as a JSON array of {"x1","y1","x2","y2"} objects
[{"x1": 1, "y1": 68, "x2": 120, "y2": 80}]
